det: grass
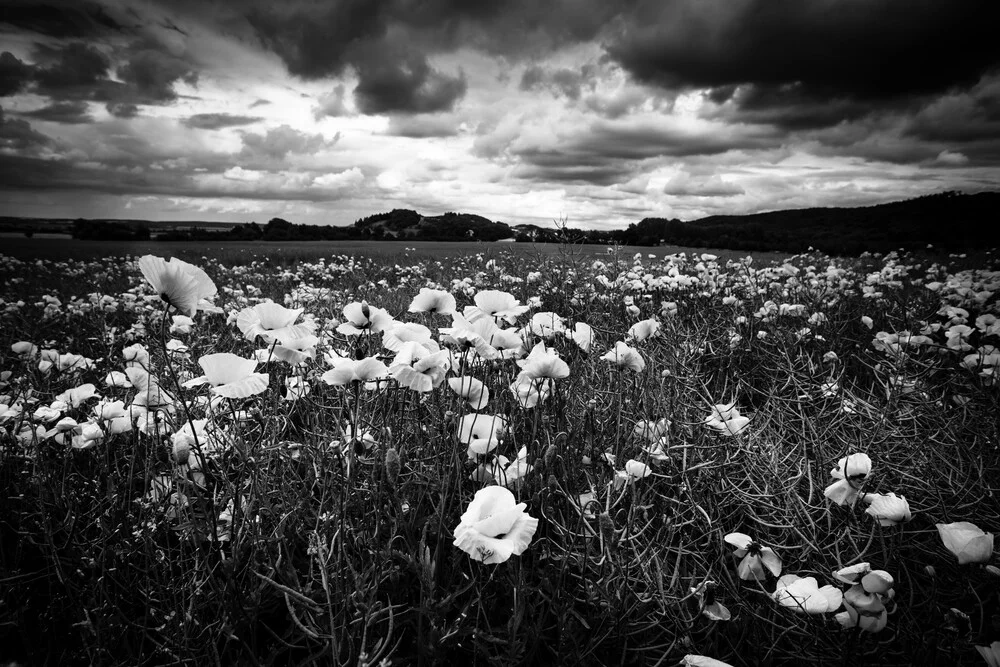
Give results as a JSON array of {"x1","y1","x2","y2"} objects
[{"x1": 0, "y1": 242, "x2": 997, "y2": 666}]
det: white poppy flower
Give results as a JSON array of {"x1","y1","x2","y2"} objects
[{"x1": 453, "y1": 486, "x2": 538, "y2": 564}]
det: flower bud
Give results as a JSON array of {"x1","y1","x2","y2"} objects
[
  {"x1": 599, "y1": 512, "x2": 616, "y2": 551},
  {"x1": 384, "y1": 447, "x2": 400, "y2": 486}
]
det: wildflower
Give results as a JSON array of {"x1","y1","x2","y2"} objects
[
  {"x1": 457, "y1": 413, "x2": 506, "y2": 457},
  {"x1": 126, "y1": 367, "x2": 174, "y2": 410},
  {"x1": 472, "y1": 446, "x2": 532, "y2": 490},
  {"x1": 322, "y1": 356, "x2": 389, "y2": 389},
  {"x1": 509, "y1": 372, "x2": 552, "y2": 408},
  {"x1": 185, "y1": 353, "x2": 270, "y2": 398},
  {"x1": 453, "y1": 486, "x2": 538, "y2": 564},
  {"x1": 70, "y1": 421, "x2": 104, "y2": 450},
  {"x1": 264, "y1": 335, "x2": 319, "y2": 365},
  {"x1": 567, "y1": 322, "x2": 594, "y2": 352},
  {"x1": 449, "y1": 376, "x2": 490, "y2": 409},
  {"x1": 690, "y1": 580, "x2": 731, "y2": 621},
  {"x1": 824, "y1": 453, "x2": 872, "y2": 506},
  {"x1": 337, "y1": 301, "x2": 395, "y2": 335},
  {"x1": 441, "y1": 313, "x2": 522, "y2": 361},
  {"x1": 236, "y1": 302, "x2": 313, "y2": 343},
  {"x1": 525, "y1": 311, "x2": 566, "y2": 339},
  {"x1": 601, "y1": 341, "x2": 645, "y2": 373},
  {"x1": 861, "y1": 315, "x2": 874, "y2": 329},
  {"x1": 773, "y1": 574, "x2": 843, "y2": 614},
  {"x1": 382, "y1": 322, "x2": 436, "y2": 352},
  {"x1": 105, "y1": 370, "x2": 132, "y2": 388},
  {"x1": 55, "y1": 383, "x2": 98, "y2": 408},
  {"x1": 936, "y1": 521, "x2": 995, "y2": 564},
  {"x1": 408, "y1": 288, "x2": 457, "y2": 316},
  {"x1": 975, "y1": 642, "x2": 1000, "y2": 667},
  {"x1": 724, "y1": 532, "x2": 782, "y2": 581},
  {"x1": 389, "y1": 342, "x2": 450, "y2": 392},
  {"x1": 170, "y1": 315, "x2": 194, "y2": 334},
  {"x1": 704, "y1": 403, "x2": 750, "y2": 436},
  {"x1": 864, "y1": 492, "x2": 912, "y2": 526},
  {"x1": 634, "y1": 418, "x2": 670, "y2": 442},
  {"x1": 137, "y1": 255, "x2": 217, "y2": 317},
  {"x1": 681, "y1": 657, "x2": 734, "y2": 667},
  {"x1": 517, "y1": 342, "x2": 570, "y2": 380},
  {"x1": 11, "y1": 341, "x2": 38, "y2": 357},
  {"x1": 837, "y1": 584, "x2": 888, "y2": 632},
  {"x1": 627, "y1": 318, "x2": 660, "y2": 342},
  {"x1": 93, "y1": 399, "x2": 132, "y2": 435},
  {"x1": 283, "y1": 376, "x2": 310, "y2": 401},
  {"x1": 123, "y1": 343, "x2": 150, "y2": 369},
  {"x1": 466, "y1": 290, "x2": 529, "y2": 323}
]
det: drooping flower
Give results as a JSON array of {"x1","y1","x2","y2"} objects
[
  {"x1": 864, "y1": 492, "x2": 912, "y2": 526},
  {"x1": 824, "y1": 453, "x2": 873, "y2": 506},
  {"x1": 936, "y1": 521, "x2": 995, "y2": 564},
  {"x1": 601, "y1": 341, "x2": 645, "y2": 372},
  {"x1": 137, "y1": 255, "x2": 217, "y2": 317},
  {"x1": 408, "y1": 288, "x2": 457, "y2": 316},
  {"x1": 724, "y1": 532, "x2": 783, "y2": 581},
  {"x1": 453, "y1": 486, "x2": 538, "y2": 564},
  {"x1": 457, "y1": 413, "x2": 506, "y2": 457},
  {"x1": 772, "y1": 574, "x2": 843, "y2": 614},
  {"x1": 185, "y1": 353, "x2": 270, "y2": 398},
  {"x1": 704, "y1": 403, "x2": 750, "y2": 436},
  {"x1": 449, "y1": 376, "x2": 490, "y2": 409},
  {"x1": 690, "y1": 580, "x2": 731, "y2": 621},
  {"x1": 236, "y1": 302, "x2": 313, "y2": 343}
]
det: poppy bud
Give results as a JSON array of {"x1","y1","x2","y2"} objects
[
  {"x1": 547, "y1": 474, "x2": 558, "y2": 491},
  {"x1": 385, "y1": 447, "x2": 400, "y2": 486},
  {"x1": 543, "y1": 443, "x2": 557, "y2": 469},
  {"x1": 599, "y1": 512, "x2": 616, "y2": 551}
]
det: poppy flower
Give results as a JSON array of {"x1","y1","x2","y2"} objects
[
  {"x1": 441, "y1": 313, "x2": 522, "y2": 361},
  {"x1": 321, "y1": 356, "x2": 389, "y2": 389},
  {"x1": 975, "y1": 642, "x2": 1000, "y2": 667},
  {"x1": 390, "y1": 342, "x2": 450, "y2": 392},
  {"x1": 126, "y1": 367, "x2": 174, "y2": 410},
  {"x1": 170, "y1": 315, "x2": 194, "y2": 334},
  {"x1": 690, "y1": 580, "x2": 731, "y2": 621},
  {"x1": 337, "y1": 301, "x2": 395, "y2": 335},
  {"x1": 138, "y1": 255, "x2": 217, "y2": 317},
  {"x1": 824, "y1": 453, "x2": 872, "y2": 506},
  {"x1": 93, "y1": 399, "x2": 133, "y2": 435},
  {"x1": 453, "y1": 486, "x2": 538, "y2": 564},
  {"x1": 836, "y1": 585, "x2": 888, "y2": 632},
  {"x1": 704, "y1": 403, "x2": 750, "y2": 436},
  {"x1": 525, "y1": 311, "x2": 566, "y2": 339},
  {"x1": 382, "y1": 322, "x2": 436, "y2": 352},
  {"x1": 634, "y1": 418, "x2": 670, "y2": 442},
  {"x1": 185, "y1": 353, "x2": 270, "y2": 398},
  {"x1": 466, "y1": 290, "x2": 529, "y2": 324},
  {"x1": 936, "y1": 521, "x2": 995, "y2": 564},
  {"x1": 772, "y1": 574, "x2": 843, "y2": 614},
  {"x1": 864, "y1": 492, "x2": 912, "y2": 526},
  {"x1": 408, "y1": 288, "x2": 457, "y2": 316},
  {"x1": 601, "y1": 341, "x2": 645, "y2": 373},
  {"x1": 628, "y1": 318, "x2": 661, "y2": 342},
  {"x1": 567, "y1": 322, "x2": 594, "y2": 353},
  {"x1": 472, "y1": 446, "x2": 532, "y2": 490},
  {"x1": 69, "y1": 421, "x2": 105, "y2": 450},
  {"x1": 725, "y1": 532, "x2": 782, "y2": 581},
  {"x1": 262, "y1": 335, "x2": 319, "y2": 365},
  {"x1": 237, "y1": 302, "x2": 313, "y2": 343},
  {"x1": 449, "y1": 376, "x2": 490, "y2": 409},
  {"x1": 681, "y1": 657, "x2": 734, "y2": 667},
  {"x1": 55, "y1": 383, "x2": 98, "y2": 408},
  {"x1": 457, "y1": 413, "x2": 506, "y2": 457},
  {"x1": 517, "y1": 342, "x2": 570, "y2": 380},
  {"x1": 509, "y1": 372, "x2": 552, "y2": 408}
]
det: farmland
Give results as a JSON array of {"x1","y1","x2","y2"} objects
[{"x1": 0, "y1": 243, "x2": 997, "y2": 666}]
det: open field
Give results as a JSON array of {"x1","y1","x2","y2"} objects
[
  {"x1": 0, "y1": 245, "x2": 998, "y2": 666},
  {"x1": 0, "y1": 236, "x2": 793, "y2": 266}
]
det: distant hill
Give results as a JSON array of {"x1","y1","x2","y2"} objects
[
  {"x1": 1, "y1": 190, "x2": 995, "y2": 254},
  {"x1": 617, "y1": 191, "x2": 999, "y2": 254}
]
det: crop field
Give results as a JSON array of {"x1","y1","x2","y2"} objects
[{"x1": 0, "y1": 243, "x2": 997, "y2": 666}]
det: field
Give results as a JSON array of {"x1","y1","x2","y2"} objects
[{"x1": 0, "y1": 242, "x2": 998, "y2": 666}]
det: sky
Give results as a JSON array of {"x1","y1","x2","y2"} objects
[{"x1": 1, "y1": 0, "x2": 999, "y2": 230}]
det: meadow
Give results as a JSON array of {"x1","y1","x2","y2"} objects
[{"x1": 0, "y1": 241, "x2": 997, "y2": 666}]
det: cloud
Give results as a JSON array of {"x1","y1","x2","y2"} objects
[
  {"x1": 0, "y1": 0, "x2": 125, "y2": 38},
  {"x1": 0, "y1": 107, "x2": 53, "y2": 151},
  {"x1": 384, "y1": 114, "x2": 461, "y2": 138},
  {"x1": 932, "y1": 150, "x2": 970, "y2": 166},
  {"x1": 183, "y1": 113, "x2": 263, "y2": 129},
  {"x1": 352, "y1": 45, "x2": 467, "y2": 114},
  {"x1": 0, "y1": 52, "x2": 33, "y2": 97},
  {"x1": 32, "y1": 42, "x2": 114, "y2": 99},
  {"x1": 313, "y1": 84, "x2": 350, "y2": 119},
  {"x1": 19, "y1": 100, "x2": 93, "y2": 124},
  {"x1": 606, "y1": 0, "x2": 1000, "y2": 128},
  {"x1": 115, "y1": 41, "x2": 199, "y2": 104},
  {"x1": 662, "y1": 172, "x2": 744, "y2": 197},
  {"x1": 239, "y1": 125, "x2": 336, "y2": 160},
  {"x1": 313, "y1": 166, "x2": 364, "y2": 191},
  {"x1": 519, "y1": 64, "x2": 597, "y2": 100}
]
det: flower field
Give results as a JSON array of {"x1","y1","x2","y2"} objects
[{"x1": 0, "y1": 245, "x2": 998, "y2": 666}]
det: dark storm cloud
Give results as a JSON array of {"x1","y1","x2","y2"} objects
[
  {"x1": 19, "y1": 100, "x2": 93, "y2": 124},
  {"x1": 0, "y1": 0, "x2": 124, "y2": 38},
  {"x1": 183, "y1": 113, "x2": 264, "y2": 129},
  {"x1": 0, "y1": 52, "x2": 33, "y2": 97},
  {"x1": 32, "y1": 42, "x2": 114, "y2": 99},
  {"x1": 0, "y1": 107, "x2": 52, "y2": 151},
  {"x1": 352, "y1": 43, "x2": 466, "y2": 114},
  {"x1": 116, "y1": 40, "x2": 199, "y2": 103}
]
